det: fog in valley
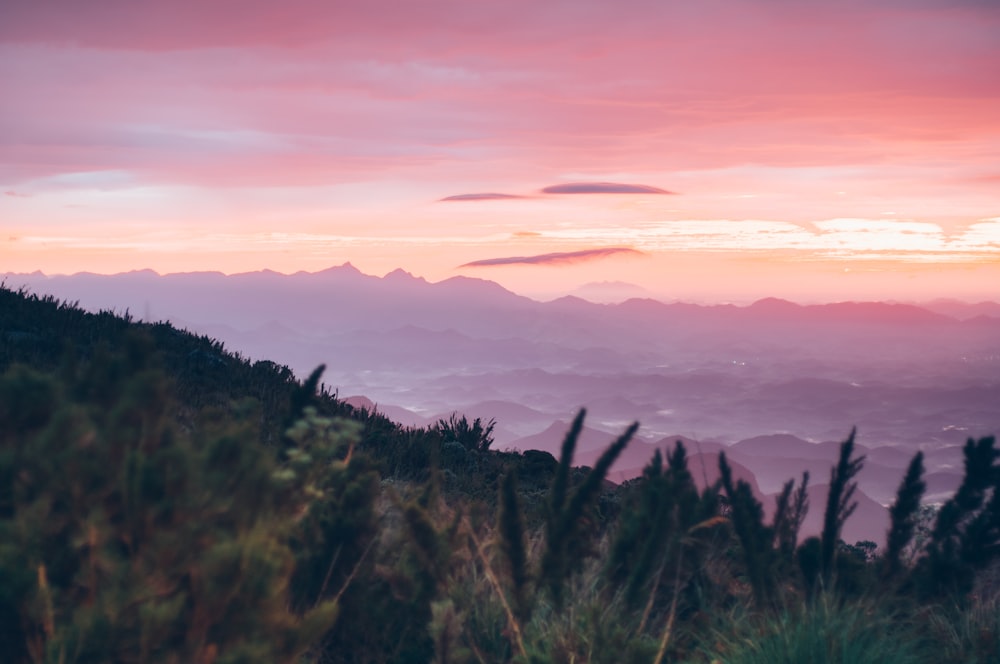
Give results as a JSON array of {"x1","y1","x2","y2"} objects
[{"x1": 9, "y1": 265, "x2": 999, "y2": 543}]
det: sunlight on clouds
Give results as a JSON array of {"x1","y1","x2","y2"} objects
[
  {"x1": 545, "y1": 220, "x2": 820, "y2": 251},
  {"x1": 539, "y1": 217, "x2": 1000, "y2": 261},
  {"x1": 12, "y1": 220, "x2": 1000, "y2": 277},
  {"x1": 953, "y1": 218, "x2": 1000, "y2": 249},
  {"x1": 812, "y1": 218, "x2": 946, "y2": 253},
  {"x1": 638, "y1": 221, "x2": 815, "y2": 248}
]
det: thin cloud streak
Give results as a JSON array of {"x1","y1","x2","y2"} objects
[
  {"x1": 541, "y1": 182, "x2": 674, "y2": 195},
  {"x1": 439, "y1": 193, "x2": 525, "y2": 201},
  {"x1": 460, "y1": 247, "x2": 644, "y2": 268}
]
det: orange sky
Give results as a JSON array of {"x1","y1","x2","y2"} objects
[{"x1": 2, "y1": 0, "x2": 998, "y2": 302}]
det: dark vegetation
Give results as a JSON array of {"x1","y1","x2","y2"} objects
[{"x1": 2, "y1": 284, "x2": 1000, "y2": 663}]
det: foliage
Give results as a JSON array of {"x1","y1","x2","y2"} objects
[
  {"x1": 432, "y1": 413, "x2": 497, "y2": 453},
  {"x1": 912, "y1": 436, "x2": 1000, "y2": 599},
  {"x1": 0, "y1": 338, "x2": 349, "y2": 662}
]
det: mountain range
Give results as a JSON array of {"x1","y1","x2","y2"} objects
[{"x1": 7, "y1": 265, "x2": 999, "y2": 544}]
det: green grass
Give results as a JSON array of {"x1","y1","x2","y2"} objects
[
  {"x1": 924, "y1": 595, "x2": 1000, "y2": 664},
  {"x1": 699, "y1": 597, "x2": 928, "y2": 664}
]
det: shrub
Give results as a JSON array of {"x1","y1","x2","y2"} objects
[{"x1": 0, "y1": 339, "x2": 349, "y2": 663}]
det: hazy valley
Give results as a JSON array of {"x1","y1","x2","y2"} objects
[{"x1": 7, "y1": 265, "x2": 1000, "y2": 544}]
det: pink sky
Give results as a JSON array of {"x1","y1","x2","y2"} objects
[{"x1": 2, "y1": 0, "x2": 999, "y2": 302}]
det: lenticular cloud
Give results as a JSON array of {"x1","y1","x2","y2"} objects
[
  {"x1": 460, "y1": 247, "x2": 643, "y2": 267},
  {"x1": 541, "y1": 182, "x2": 675, "y2": 195},
  {"x1": 439, "y1": 193, "x2": 525, "y2": 201}
]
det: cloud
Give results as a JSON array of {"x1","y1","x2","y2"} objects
[
  {"x1": 460, "y1": 247, "x2": 644, "y2": 267},
  {"x1": 439, "y1": 192, "x2": 525, "y2": 201},
  {"x1": 541, "y1": 182, "x2": 675, "y2": 195},
  {"x1": 442, "y1": 183, "x2": 677, "y2": 201},
  {"x1": 4, "y1": 190, "x2": 30, "y2": 197}
]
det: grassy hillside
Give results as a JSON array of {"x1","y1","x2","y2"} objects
[{"x1": 2, "y1": 284, "x2": 999, "y2": 663}]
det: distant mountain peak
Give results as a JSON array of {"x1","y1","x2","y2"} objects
[
  {"x1": 623, "y1": 296, "x2": 663, "y2": 304},
  {"x1": 547, "y1": 294, "x2": 593, "y2": 306},
  {"x1": 383, "y1": 268, "x2": 427, "y2": 284},
  {"x1": 437, "y1": 274, "x2": 524, "y2": 298},
  {"x1": 315, "y1": 262, "x2": 365, "y2": 277},
  {"x1": 615, "y1": 297, "x2": 670, "y2": 313},
  {"x1": 750, "y1": 297, "x2": 799, "y2": 309}
]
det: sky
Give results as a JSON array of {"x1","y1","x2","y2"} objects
[{"x1": 2, "y1": 0, "x2": 999, "y2": 303}]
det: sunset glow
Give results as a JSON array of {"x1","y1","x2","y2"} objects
[{"x1": 2, "y1": 0, "x2": 999, "y2": 302}]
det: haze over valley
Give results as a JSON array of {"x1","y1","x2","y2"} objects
[{"x1": 9, "y1": 265, "x2": 999, "y2": 543}]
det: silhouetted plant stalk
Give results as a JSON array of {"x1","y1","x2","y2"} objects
[
  {"x1": 540, "y1": 409, "x2": 637, "y2": 606},
  {"x1": 719, "y1": 451, "x2": 777, "y2": 608},
  {"x1": 498, "y1": 470, "x2": 529, "y2": 621},
  {"x1": 773, "y1": 471, "x2": 810, "y2": 561},
  {"x1": 821, "y1": 429, "x2": 865, "y2": 586},
  {"x1": 883, "y1": 451, "x2": 926, "y2": 582}
]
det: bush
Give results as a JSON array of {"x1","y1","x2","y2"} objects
[{"x1": 0, "y1": 338, "x2": 352, "y2": 663}]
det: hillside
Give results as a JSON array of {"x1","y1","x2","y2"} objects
[{"x1": 0, "y1": 284, "x2": 572, "y2": 505}]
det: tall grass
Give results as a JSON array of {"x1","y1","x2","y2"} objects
[
  {"x1": 924, "y1": 595, "x2": 1000, "y2": 664},
  {"x1": 700, "y1": 596, "x2": 927, "y2": 664}
]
